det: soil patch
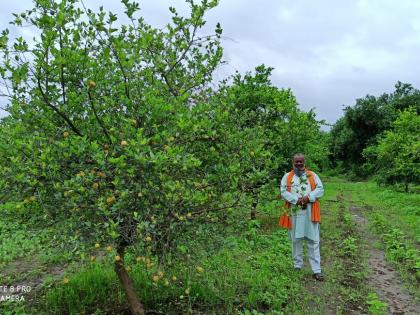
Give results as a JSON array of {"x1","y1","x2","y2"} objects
[
  {"x1": 0, "y1": 257, "x2": 67, "y2": 305},
  {"x1": 349, "y1": 205, "x2": 420, "y2": 315}
]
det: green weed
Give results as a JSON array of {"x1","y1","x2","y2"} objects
[{"x1": 367, "y1": 292, "x2": 387, "y2": 315}]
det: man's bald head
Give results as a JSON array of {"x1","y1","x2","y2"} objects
[{"x1": 293, "y1": 153, "x2": 305, "y2": 161}]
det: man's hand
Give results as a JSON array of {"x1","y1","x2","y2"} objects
[
  {"x1": 302, "y1": 196, "x2": 310, "y2": 205},
  {"x1": 297, "y1": 197, "x2": 303, "y2": 206}
]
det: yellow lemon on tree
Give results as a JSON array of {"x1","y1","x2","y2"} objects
[
  {"x1": 107, "y1": 196, "x2": 116, "y2": 205},
  {"x1": 87, "y1": 80, "x2": 96, "y2": 88}
]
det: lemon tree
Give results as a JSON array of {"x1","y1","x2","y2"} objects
[{"x1": 0, "y1": 1, "x2": 231, "y2": 314}]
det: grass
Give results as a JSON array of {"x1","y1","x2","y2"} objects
[
  {"x1": 325, "y1": 177, "x2": 420, "y2": 298},
  {"x1": 289, "y1": 178, "x2": 371, "y2": 314},
  {"x1": 37, "y1": 214, "x2": 302, "y2": 314},
  {"x1": 42, "y1": 263, "x2": 126, "y2": 314},
  {"x1": 333, "y1": 178, "x2": 420, "y2": 243},
  {"x1": 0, "y1": 217, "x2": 49, "y2": 265},
  {"x1": 0, "y1": 193, "x2": 301, "y2": 314},
  {"x1": 1, "y1": 176, "x2": 418, "y2": 314}
]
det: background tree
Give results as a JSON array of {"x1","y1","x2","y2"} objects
[
  {"x1": 217, "y1": 65, "x2": 328, "y2": 219},
  {"x1": 363, "y1": 108, "x2": 420, "y2": 191},
  {"x1": 329, "y1": 81, "x2": 420, "y2": 177}
]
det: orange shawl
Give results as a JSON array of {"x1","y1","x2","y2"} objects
[{"x1": 278, "y1": 169, "x2": 321, "y2": 229}]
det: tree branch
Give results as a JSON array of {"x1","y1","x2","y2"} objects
[
  {"x1": 36, "y1": 75, "x2": 83, "y2": 137},
  {"x1": 146, "y1": 46, "x2": 179, "y2": 97},
  {"x1": 58, "y1": 26, "x2": 67, "y2": 106},
  {"x1": 87, "y1": 89, "x2": 112, "y2": 143},
  {"x1": 166, "y1": 23, "x2": 198, "y2": 75}
]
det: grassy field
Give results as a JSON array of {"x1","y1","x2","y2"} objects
[{"x1": 1, "y1": 176, "x2": 419, "y2": 314}]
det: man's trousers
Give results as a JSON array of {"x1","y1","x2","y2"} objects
[{"x1": 292, "y1": 237, "x2": 321, "y2": 273}]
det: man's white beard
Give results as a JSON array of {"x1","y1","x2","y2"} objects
[{"x1": 294, "y1": 167, "x2": 305, "y2": 177}]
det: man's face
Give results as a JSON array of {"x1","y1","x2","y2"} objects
[{"x1": 294, "y1": 157, "x2": 305, "y2": 170}]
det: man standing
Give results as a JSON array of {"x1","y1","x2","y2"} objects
[{"x1": 279, "y1": 153, "x2": 324, "y2": 281}]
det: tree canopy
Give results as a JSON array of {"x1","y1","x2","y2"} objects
[{"x1": 0, "y1": 1, "x2": 328, "y2": 313}]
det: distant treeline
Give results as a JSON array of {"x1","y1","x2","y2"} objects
[{"x1": 329, "y1": 82, "x2": 420, "y2": 190}]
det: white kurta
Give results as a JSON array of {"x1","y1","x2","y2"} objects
[{"x1": 280, "y1": 171, "x2": 324, "y2": 241}]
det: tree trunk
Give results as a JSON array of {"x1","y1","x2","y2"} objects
[
  {"x1": 250, "y1": 194, "x2": 258, "y2": 220},
  {"x1": 115, "y1": 246, "x2": 145, "y2": 315}
]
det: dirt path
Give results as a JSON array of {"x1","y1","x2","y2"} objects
[
  {"x1": 0, "y1": 257, "x2": 67, "y2": 306},
  {"x1": 290, "y1": 195, "x2": 368, "y2": 314},
  {"x1": 349, "y1": 205, "x2": 420, "y2": 315}
]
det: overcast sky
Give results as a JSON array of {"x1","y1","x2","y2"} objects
[{"x1": 1, "y1": 0, "x2": 420, "y2": 126}]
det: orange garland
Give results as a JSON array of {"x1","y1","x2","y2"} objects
[{"x1": 278, "y1": 169, "x2": 321, "y2": 229}]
